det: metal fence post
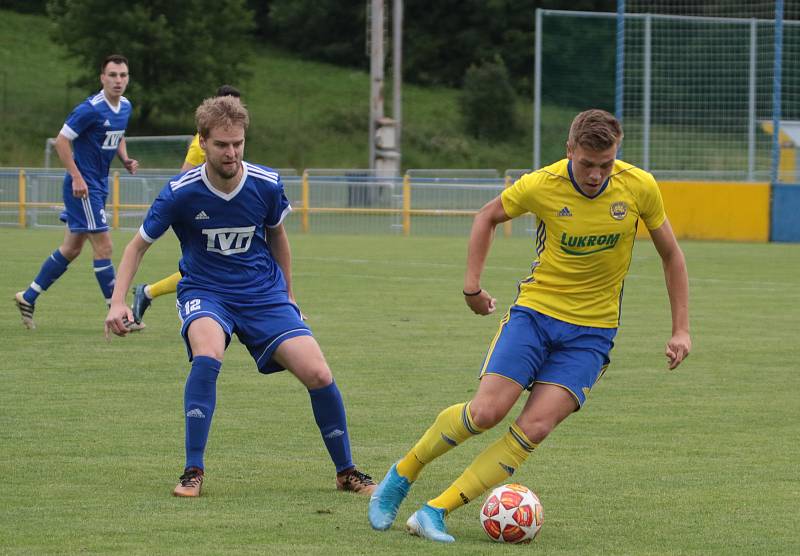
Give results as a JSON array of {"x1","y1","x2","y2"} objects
[
  {"x1": 402, "y1": 172, "x2": 411, "y2": 236},
  {"x1": 113, "y1": 171, "x2": 120, "y2": 230},
  {"x1": 301, "y1": 170, "x2": 310, "y2": 233},
  {"x1": 18, "y1": 169, "x2": 26, "y2": 228}
]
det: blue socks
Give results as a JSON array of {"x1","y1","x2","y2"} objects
[
  {"x1": 23, "y1": 249, "x2": 70, "y2": 304},
  {"x1": 92, "y1": 258, "x2": 116, "y2": 303},
  {"x1": 308, "y1": 381, "x2": 354, "y2": 473},
  {"x1": 184, "y1": 356, "x2": 221, "y2": 470}
]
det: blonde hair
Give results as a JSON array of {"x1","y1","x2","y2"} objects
[
  {"x1": 567, "y1": 109, "x2": 623, "y2": 151},
  {"x1": 196, "y1": 95, "x2": 249, "y2": 138}
]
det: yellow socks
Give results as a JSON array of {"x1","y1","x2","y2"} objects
[
  {"x1": 396, "y1": 402, "x2": 484, "y2": 482},
  {"x1": 428, "y1": 422, "x2": 538, "y2": 513},
  {"x1": 148, "y1": 271, "x2": 182, "y2": 298}
]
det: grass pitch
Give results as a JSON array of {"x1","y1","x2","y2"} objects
[{"x1": 1, "y1": 228, "x2": 798, "y2": 555}]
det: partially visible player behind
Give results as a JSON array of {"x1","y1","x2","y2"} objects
[
  {"x1": 14, "y1": 54, "x2": 140, "y2": 330},
  {"x1": 105, "y1": 95, "x2": 376, "y2": 498},
  {"x1": 130, "y1": 85, "x2": 241, "y2": 323}
]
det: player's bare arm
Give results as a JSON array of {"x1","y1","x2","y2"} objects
[
  {"x1": 53, "y1": 133, "x2": 88, "y2": 198},
  {"x1": 105, "y1": 234, "x2": 151, "y2": 338},
  {"x1": 117, "y1": 137, "x2": 139, "y2": 174},
  {"x1": 266, "y1": 224, "x2": 296, "y2": 303},
  {"x1": 464, "y1": 196, "x2": 511, "y2": 315},
  {"x1": 649, "y1": 218, "x2": 691, "y2": 369}
]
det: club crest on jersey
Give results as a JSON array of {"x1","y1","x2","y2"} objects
[
  {"x1": 202, "y1": 226, "x2": 255, "y2": 255},
  {"x1": 610, "y1": 201, "x2": 628, "y2": 220}
]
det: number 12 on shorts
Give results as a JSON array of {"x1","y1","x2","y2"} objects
[{"x1": 184, "y1": 299, "x2": 201, "y2": 314}]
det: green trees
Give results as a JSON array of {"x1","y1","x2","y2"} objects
[
  {"x1": 47, "y1": 0, "x2": 255, "y2": 127},
  {"x1": 461, "y1": 56, "x2": 518, "y2": 140}
]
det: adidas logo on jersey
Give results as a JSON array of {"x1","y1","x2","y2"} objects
[
  {"x1": 103, "y1": 119, "x2": 111, "y2": 127},
  {"x1": 194, "y1": 211, "x2": 210, "y2": 220},
  {"x1": 186, "y1": 408, "x2": 206, "y2": 419},
  {"x1": 557, "y1": 206, "x2": 573, "y2": 217}
]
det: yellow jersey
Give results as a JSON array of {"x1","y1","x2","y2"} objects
[
  {"x1": 183, "y1": 134, "x2": 205, "y2": 167},
  {"x1": 501, "y1": 158, "x2": 667, "y2": 328}
]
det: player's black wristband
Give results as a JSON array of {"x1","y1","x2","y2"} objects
[{"x1": 463, "y1": 288, "x2": 482, "y2": 297}]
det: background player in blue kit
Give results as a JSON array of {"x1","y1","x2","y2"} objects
[
  {"x1": 14, "y1": 54, "x2": 140, "y2": 330},
  {"x1": 104, "y1": 95, "x2": 376, "y2": 498}
]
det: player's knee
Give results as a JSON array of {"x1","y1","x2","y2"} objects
[
  {"x1": 60, "y1": 244, "x2": 82, "y2": 260},
  {"x1": 468, "y1": 402, "x2": 507, "y2": 430},
  {"x1": 193, "y1": 349, "x2": 225, "y2": 362},
  {"x1": 94, "y1": 242, "x2": 113, "y2": 259},
  {"x1": 516, "y1": 419, "x2": 555, "y2": 445},
  {"x1": 298, "y1": 366, "x2": 333, "y2": 390}
]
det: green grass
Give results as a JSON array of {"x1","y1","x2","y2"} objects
[{"x1": 1, "y1": 227, "x2": 798, "y2": 554}]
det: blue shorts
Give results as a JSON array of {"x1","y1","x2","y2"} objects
[
  {"x1": 59, "y1": 180, "x2": 109, "y2": 233},
  {"x1": 479, "y1": 306, "x2": 617, "y2": 408},
  {"x1": 176, "y1": 290, "x2": 312, "y2": 374}
]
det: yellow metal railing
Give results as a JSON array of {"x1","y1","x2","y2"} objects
[{"x1": 2, "y1": 169, "x2": 514, "y2": 236}]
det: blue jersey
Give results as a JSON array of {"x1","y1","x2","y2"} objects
[
  {"x1": 140, "y1": 162, "x2": 292, "y2": 300},
  {"x1": 60, "y1": 90, "x2": 132, "y2": 193}
]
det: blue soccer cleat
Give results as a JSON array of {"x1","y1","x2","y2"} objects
[
  {"x1": 405, "y1": 503, "x2": 455, "y2": 543},
  {"x1": 131, "y1": 284, "x2": 151, "y2": 323},
  {"x1": 368, "y1": 463, "x2": 412, "y2": 531}
]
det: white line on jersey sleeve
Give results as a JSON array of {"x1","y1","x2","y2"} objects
[
  {"x1": 59, "y1": 124, "x2": 78, "y2": 140},
  {"x1": 138, "y1": 225, "x2": 158, "y2": 243},
  {"x1": 266, "y1": 204, "x2": 293, "y2": 228}
]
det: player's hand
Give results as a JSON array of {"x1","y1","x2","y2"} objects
[
  {"x1": 464, "y1": 289, "x2": 497, "y2": 315},
  {"x1": 72, "y1": 176, "x2": 89, "y2": 199},
  {"x1": 665, "y1": 330, "x2": 691, "y2": 370},
  {"x1": 105, "y1": 301, "x2": 134, "y2": 339},
  {"x1": 288, "y1": 296, "x2": 307, "y2": 320},
  {"x1": 123, "y1": 158, "x2": 139, "y2": 175}
]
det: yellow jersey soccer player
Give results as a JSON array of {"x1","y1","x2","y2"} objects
[
  {"x1": 130, "y1": 86, "x2": 241, "y2": 323},
  {"x1": 368, "y1": 109, "x2": 691, "y2": 543}
]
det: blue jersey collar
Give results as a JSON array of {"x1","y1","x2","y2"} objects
[{"x1": 567, "y1": 160, "x2": 610, "y2": 199}]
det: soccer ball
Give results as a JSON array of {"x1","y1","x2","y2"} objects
[{"x1": 479, "y1": 483, "x2": 543, "y2": 544}]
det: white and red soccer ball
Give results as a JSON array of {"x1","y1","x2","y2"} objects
[{"x1": 479, "y1": 483, "x2": 543, "y2": 544}]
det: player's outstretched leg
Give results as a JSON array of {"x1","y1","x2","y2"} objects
[
  {"x1": 131, "y1": 283, "x2": 152, "y2": 323},
  {"x1": 14, "y1": 292, "x2": 36, "y2": 329},
  {"x1": 368, "y1": 463, "x2": 413, "y2": 530},
  {"x1": 173, "y1": 467, "x2": 204, "y2": 497},
  {"x1": 405, "y1": 504, "x2": 455, "y2": 543}
]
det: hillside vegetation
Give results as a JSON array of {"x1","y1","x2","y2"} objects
[{"x1": 0, "y1": 10, "x2": 576, "y2": 171}]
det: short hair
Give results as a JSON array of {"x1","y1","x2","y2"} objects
[
  {"x1": 196, "y1": 95, "x2": 250, "y2": 138},
  {"x1": 567, "y1": 109, "x2": 623, "y2": 151},
  {"x1": 101, "y1": 54, "x2": 128, "y2": 73},
  {"x1": 215, "y1": 85, "x2": 241, "y2": 98}
]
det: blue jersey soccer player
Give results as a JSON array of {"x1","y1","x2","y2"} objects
[
  {"x1": 130, "y1": 85, "x2": 242, "y2": 325},
  {"x1": 368, "y1": 109, "x2": 691, "y2": 543},
  {"x1": 104, "y1": 95, "x2": 375, "y2": 498},
  {"x1": 14, "y1": 54, "x2": 140, "y2": 330}
]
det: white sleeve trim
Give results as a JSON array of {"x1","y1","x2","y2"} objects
[
  {"x1": 138, "y1": 225, "x2": 157, "y2": 243},
  {"x1": 60, "y1": 124, "x2": 78, "y2": 140},
  {"x1": 267, "y1": 204, "x2": 293, "y2": 228}
]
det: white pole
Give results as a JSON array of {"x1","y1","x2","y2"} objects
[
  {"x1": 748, "y1": 18, "x2": 757, "y2": 181},
  {"x1": 643, "y1": 14, "x2": 651, "y2": 170},
  {"x1": 533, "y1": 8, "x2": 542, "y2": 170},
  {"x1": 369, "y1": 0, "x2": 385, "y2": 170},
  {"x1": 393, "y1": 0, "x2": 403, "y2": 165}
]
